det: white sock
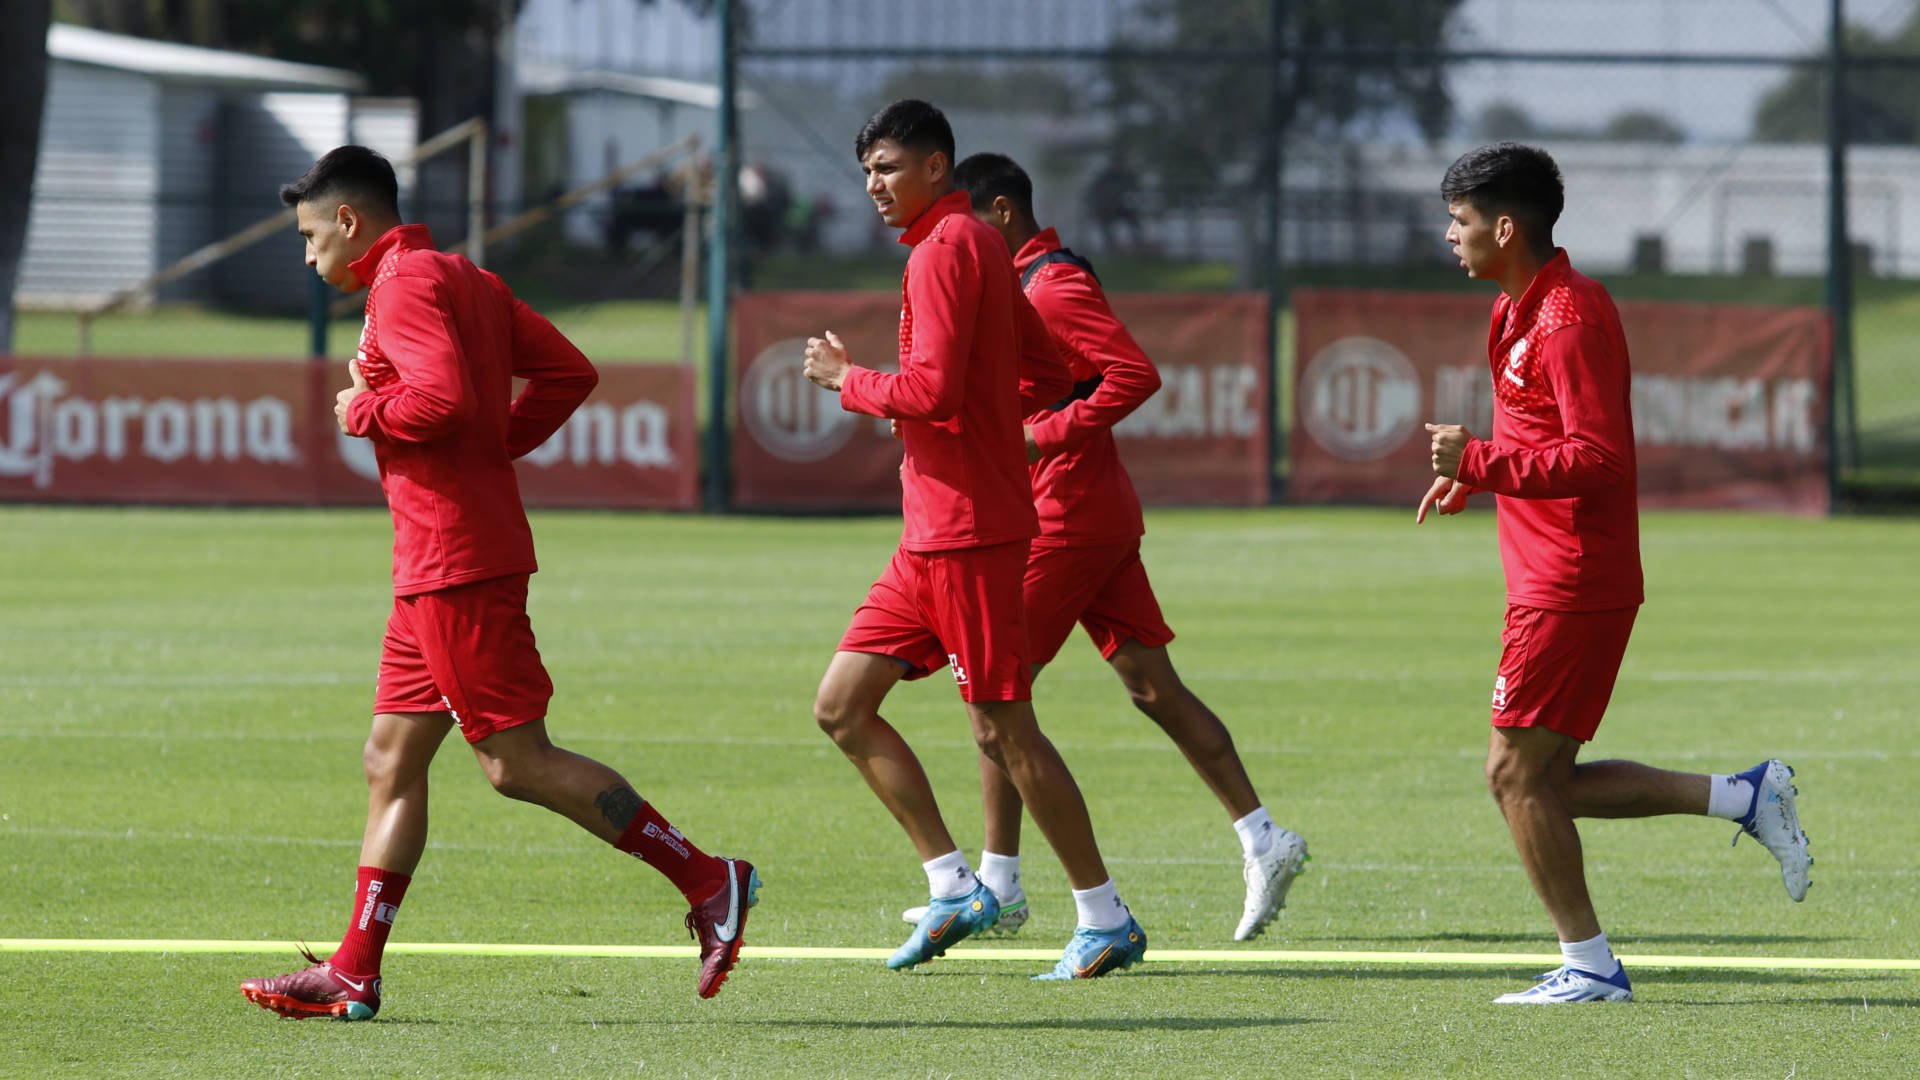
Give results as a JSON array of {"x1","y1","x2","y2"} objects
[
  {"x1": 1559, "y1": 931, "x2": 1620, "y2": 978},
  {"x1": 1071, "y1": 879, "x2": 1130, "y2": 932},
  {"x1": 922, "y1": 850, "x2": 979, "y2": 900},
  {"x1": 978, "y1": 851, "x2": 1022, "y2": 901},
  {"x1": 1706, "y1": 774, "x2": 1754, "y2": 821},
  {"x1": 1232, "y1": 806, "x2": 1275, "y2": 858}
]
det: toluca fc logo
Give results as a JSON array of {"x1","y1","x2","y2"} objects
[
  {"x1": 1299, "y1": 336, "x2": 1421, "y2": 462},
  {"x1": 741, "y1": 336, "x2": 858, "y2": 463}
]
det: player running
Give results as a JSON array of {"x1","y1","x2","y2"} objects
[
  {"x1": 1418, "y1": 142, "x2": 1813, "y2": 1004},
  {"x1": 240, "y1": 147, "x2": 757, "y2": 1020},
  {"x1": 894, "y1": 152, "x2": 1307, "y2": 942},
  {"x1": 803, "y1": 100, "x2": 1147, "y2": 980}
]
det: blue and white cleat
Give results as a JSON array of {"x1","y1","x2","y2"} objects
[
  {"x1": 1493, "y1": 964, "x2": 1633, "y2": 1004},
  {"x1": 887, "y1": 883, "x2": 1000, "y2": 970},
  {"x1": 902, "y1": 890, "x2": 1029, "y2": 936},
  {"x1": 1731, "y1": 759, "x2": 1812, "y2": 901},
  {"x1": 1033, "y1": 915, "x2": 1147, "y2": 981}
]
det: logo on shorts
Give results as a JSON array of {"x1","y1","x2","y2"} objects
[
  {"x1": 1491, "y1": 675, "x2": 1509, "y2": 711},
  {"x1": 948, "y1": 653, "x2": 969, "y2": 685},
  {"x1": 439, "y1": 695, "x2": 464, "y2": 727}
]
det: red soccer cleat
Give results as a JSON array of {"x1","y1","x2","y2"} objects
[
  {"x1": 239, "y1": 946, "x2": 382, "y2": 1021},
  {"x1": 685, "y1": 857, "x2": 761, "y2": 999}
]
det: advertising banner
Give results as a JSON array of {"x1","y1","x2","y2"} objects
[
  {"x1": 732, "y1": 290, "x2": 1270, "y2": 511},
  {"x1": 1290, "y1": 289, "x2": 1831, "y2": 514},
  {"x1": 0, "y1": 356, "x2": 698, "y2": 510}
]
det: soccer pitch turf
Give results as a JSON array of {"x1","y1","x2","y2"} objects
[{"x1": 2, "y1": 505, "x2": 1915, "y2": 1078}]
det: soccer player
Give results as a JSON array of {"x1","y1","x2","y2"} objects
[
  {"x1": 1418, "y1": 142, "x2": 1813, "y2": 1004},
  {"x1": 239, "y1": 146, "x2": 758, "y2": 1019},
  {"x1": 802, "y1": 100, "x2": 1148, "y2": 980},
  {"x1": 894, "y1": 151, "x2": 1307, "y2": 942}
]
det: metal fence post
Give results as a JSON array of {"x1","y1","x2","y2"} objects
[
  {"x1": 704, "y1": 0, "x2": 736, "y2": 513},
  {"x1": 1264, "y1": 0, "x2": 1289, "y2": 503},
  {"x1": 1825, "y1": 0, "x2": 1855, "y2": 499}
]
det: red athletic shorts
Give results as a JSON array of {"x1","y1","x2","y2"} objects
[
  {"x1": 1024, "y1": 540, "x2": 1175, "y2": 665},
  {"x1": 1491, "y1": 604, "x2": 1638, "y2": 742},
  {"x1": 374, "y1": 573, "x2": 554, "y2": 743},
  {"x1": 838, "y1": 541, "x2": 1032, "y2": 703}
]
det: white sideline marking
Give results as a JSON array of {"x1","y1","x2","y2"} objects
[{"x1": 2, "y1": 938, "x2": 1917, "y2": 972}]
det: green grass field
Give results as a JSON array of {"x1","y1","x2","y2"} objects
[{"x1": 2, "y1": 506, "x2": 1916, "y2": 1078}]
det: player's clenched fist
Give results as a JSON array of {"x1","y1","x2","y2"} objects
[
  {"x1": 803, "y1": 330, "x2": 851, "y2": 391},
  {"x1": 1425, "y1": 422, "x2": 1472, "y2": 479},
  {"x1": 334, "y1": 359, "x2": 371, "y2": 435}
]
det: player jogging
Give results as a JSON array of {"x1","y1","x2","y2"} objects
[
  {"x1": 1419, "y1": 142, "x2": 1813, "y2": 1004},
  {"x1": 894, "y1": 152, "x2": 1307, "y2": 942},
  {"x1": 240, "y1": 147, "x2": 758, "y2": 1019},
  {"x1": 802, "y1": 100, "x2": 1147, "y2": 980}
]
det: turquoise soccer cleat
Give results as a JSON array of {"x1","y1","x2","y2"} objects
[
  {"x1": 887, "y1": 882, "x2": 1001, "y2": 970},
  {"x1": 1033, "y1": 915, "x2": 1147, "y2": 981}
]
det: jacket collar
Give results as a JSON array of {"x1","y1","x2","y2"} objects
[
  {"x1": 1497, "y1": 247, "x2": 1571, "y2": 336},
  {"x1": 349, "y1": 224, "x2": 436, "y2": 285},
  {"x1": 1013, "y1": 227, "x2": 1062, "y2": 272},
  {"x1": 898, "y1": 190, "x2": 974, "y2": 248}
]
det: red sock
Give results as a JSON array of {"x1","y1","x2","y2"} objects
[
  {"x1": 613, "y1": 802, "x2": 726, "y2": 903},
  {"x1": 328, "y1": 866, "x2": 410, "y2": 977}
]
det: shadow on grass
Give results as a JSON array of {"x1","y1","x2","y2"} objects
[
  {"x1": 1352, "y1": 931, "x2": 1848, "y2": 947},
  {"x1": 573, "y1": 1016, "x2": 1324, "y2": 1032},
  {"x1": 1115, "y1": 966, "x2": 1888, "y2": 988}
]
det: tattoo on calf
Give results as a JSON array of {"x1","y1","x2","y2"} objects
[{"x1": 595, "y1": 785, "x2": 644, "y2": 830}]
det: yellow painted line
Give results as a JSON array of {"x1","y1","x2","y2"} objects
[{"x1": 1, "y1": 939, "x2": 1916, "y2": 972}]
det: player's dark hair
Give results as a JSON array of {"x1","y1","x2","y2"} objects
[
  {"x1": 954, "y1": 152, "x2": 1035, "y2": 224},
  {"x1": 279, "y1": 145, "x2": 400, "y2": 216},
  {"x1": 855, "y1": 98, "x2": 955, "y2": 167},
  {"x1": 1441, "y1": 142, "x2": 1563, "y2": 250}
]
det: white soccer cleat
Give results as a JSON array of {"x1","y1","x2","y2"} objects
[
  {"x1": 1732, "y1": 759, "x2": 1813, "y2": 902},
  {"x1": 1493, "y1": 964, "x2": 1633, "y2": 1004},
  {"x1": 1234, "y1": 828, "x2": 1309, "y2": 941},
  {"x1": 901, "y1": 891, "x2": 1029, "y2": 936}
]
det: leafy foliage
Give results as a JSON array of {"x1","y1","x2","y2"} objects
[{"x1": 1104, "y1": 0, "x2": 1463, "y2": 204}]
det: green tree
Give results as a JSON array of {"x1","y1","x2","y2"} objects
[
  {"x1": 1753, "y1": 14, "x2": 1920, "y2": 144},
  {"x1": 877, "y1": 64, "x2": 1080, "y2": 117},
  {"x1": 1473, "y1": 101, "x2": 1539, "y2": 142},
  {"x1": 1104, "y1": 0, "x2": 1464, "y2": 210},
  {"x1": 1598, "y1": 109, "x2": 1686, "y2": 144}
]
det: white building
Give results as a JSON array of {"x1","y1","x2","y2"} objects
[{"x1": 19, "y1": 25, "x2": 417, "y2": 312}]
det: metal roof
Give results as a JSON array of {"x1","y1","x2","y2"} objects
[
  {"x1": 518, "y1": 58, "x2": 756, "y2": 109},
  {"x1": 47, "y1": 23, "x2": 366, "y2": 93}
]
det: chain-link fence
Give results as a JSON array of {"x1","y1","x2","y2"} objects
[{"x1": 721, "y1": 0, "x2": 1920, "y2": 505}]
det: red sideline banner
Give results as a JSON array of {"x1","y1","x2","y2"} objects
[
  {"x1": 1290, "y1": 289, "x2": 1831, "y2": 514},
  {"x1": 0, "y1": 356, "x2": 698, "y2": 510},
  {"x1": 733, "y1": 290, "x2": 1270, "y2": 511}
]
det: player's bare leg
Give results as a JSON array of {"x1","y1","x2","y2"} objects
[
  {"x1": 470, "y1": 719, "x2": 759, "y2": 1000},
  {"x1": 1486, "y1": 726, "x2": 1603, "y2": 943},
  {"x1": 469, "y1": 719, "x2": 644, "y2": 843},
  {"x1": 1107, "y1": 641, "x2": 1260, "y2": 818},
  {"x1": 1556, "y1": 760, "x2": 1708, "y2": 819},
  {"x1": 358, "y1": 711, "x2": 456, "y2": 872},
  {"x1": 1530, "y1": 744, "x2": 1810, "y2": 897},
  {"x1": 967, "y1": 698, "x2": 1107, "y2": 890},
  {"x1": 241, "y1": 711, "x2": 452, "y2": 1020},
  {"x1": 968, "y1": 698, "x2": 1147, "y2": 980},
  {"x1": 813, "y1": 649, "x2": 958, "y2": 860}
]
